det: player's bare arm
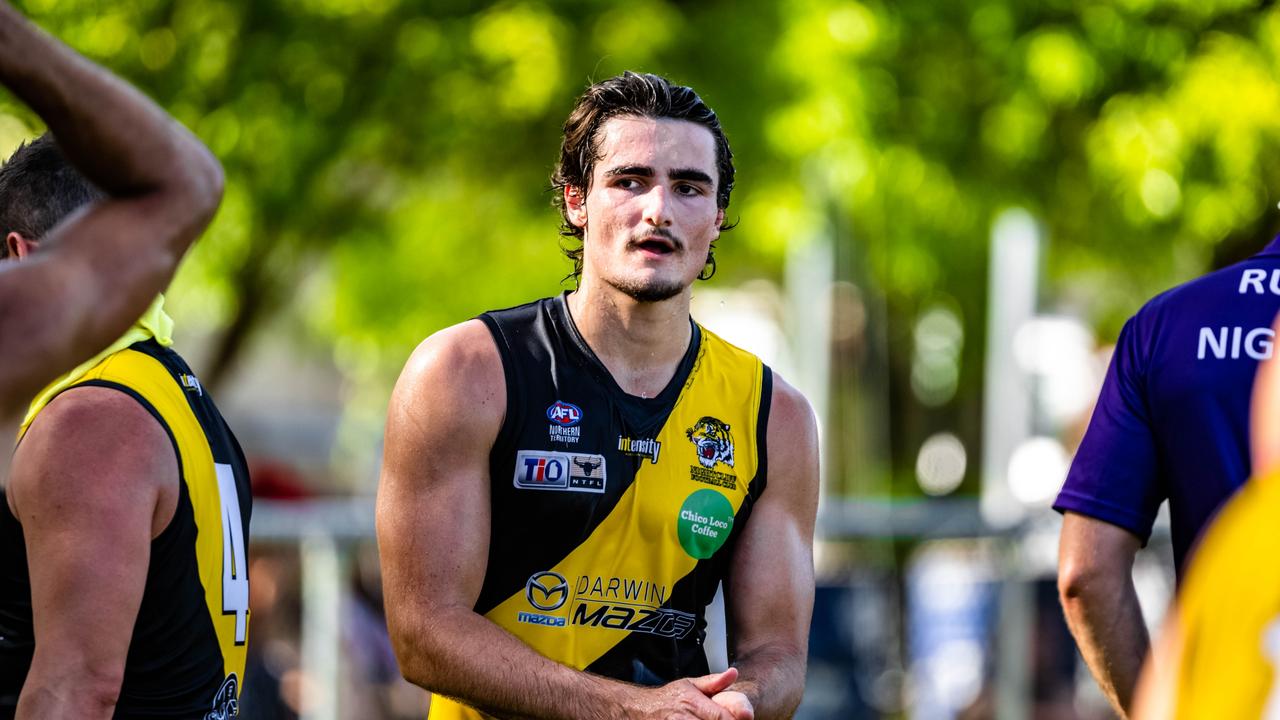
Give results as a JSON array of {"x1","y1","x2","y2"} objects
[
  {"x1": 7, "y1": 387, "x2": 177, "y2": 719},
  {"x1": 378, "y1": 321, "x2": 738, "y2": 720},
  {"x1": 1058, "y1": 512, "x2": 1147, "y2": 719},
  {"x1": 0, "y1": 2, "x2": 222, "y2": 416},
  {"x1": 717, "y1": 375, "x2": 818, "y2": 720}
]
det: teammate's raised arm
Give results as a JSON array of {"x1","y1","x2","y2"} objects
[{"x1": 0, "y1": 1, "x2": 222, "y2": 416}]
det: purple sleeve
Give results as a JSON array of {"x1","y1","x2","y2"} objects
[{"x1": 1054, "y1": 316, "x2": 1163, "y2": 543}]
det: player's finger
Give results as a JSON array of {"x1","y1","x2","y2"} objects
[
  {"x1": 688, "y1": 667, "x2": 738, "y2": 695},
  {"x1": 686, "y1": 697, "x2": 738, "y2": 720},
  {"x1": 711, "y1": 690, "x2": 755, "y2": 720}
]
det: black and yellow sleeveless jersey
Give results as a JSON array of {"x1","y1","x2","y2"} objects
[
  {"x1": 0, "y1": 339, "x2": 250, "y2": 719},
  {"x1": 429, "y1": 294, "x2": 771, "y2": 720}
]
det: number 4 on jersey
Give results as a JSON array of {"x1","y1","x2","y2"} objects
[{"x1": 216, "y1": 463, "x2": 248, "y2": 644}]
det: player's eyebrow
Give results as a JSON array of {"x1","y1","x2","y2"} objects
[
  {"x1": 604, "y1": 165, "x2": 654, "y2": 178},
  {"x1": 669, "y1": 169, "x2": 714, "y2": 186},
  {"x1": 604, "y1": 166, "x2": 714, "y2": 186}
]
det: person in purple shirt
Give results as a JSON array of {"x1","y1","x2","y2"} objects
[{"x1": 1056, "y1": 235, "x2": 1280, "y2": 719}]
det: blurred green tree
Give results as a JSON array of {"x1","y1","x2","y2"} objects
[{"x1": 3, "y1": 0, "x2": 1279, "y2": 495}]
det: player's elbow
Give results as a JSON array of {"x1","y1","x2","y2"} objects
[
  {"x1": 385, "y1": 613, "x2": 448, "y2": 691},
  {"x1": 141, "y1": 132, "x2": 224, "y2": 236},
  {"x1": 387, "y1": 632, "x2": 428, "y2": 686},
  {"x1": 1057, "y1": 555, "x2": 1119, "y2": 610},
  {"x1": 771, "y1": 674, "x2": 807, "y2": 720},
  {"x1": 78, "y1": 675, "x2": 124, "y2": 717},
  {"x1": 20, "y1": 662, "x2": 123, "y2": 719},
  {"x1": 735, "y1": 642, "x2": 808, "y2": 719},
  {"x1": 174, "y1": 142, "x2": 225, "y2": 226},
  {"x1": 390, "y1": 643, "x2": 447, "y2": 693}
]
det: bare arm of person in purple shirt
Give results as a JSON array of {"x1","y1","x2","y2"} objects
[
  {"x1": 1056, "y1": 318, "x2": 1161, "y2": 720},
  {"x1": 1059, "y1": 513, "x2": 1148, "y2": 718}
]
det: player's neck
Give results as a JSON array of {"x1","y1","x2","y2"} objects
[{"x1": 566, "y1": 281, "x2": 692, "y2": 399}]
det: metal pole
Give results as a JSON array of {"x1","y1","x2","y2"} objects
[
  {"x1": 785, "y1": 222, "x2": 834, "y2": 494},
  {"x1": 300, "y1": 532, "x2": 345, "y2": 720},
  {"x1": 995, "y1": 544, "x2": 1033, "y2": 720},
  {"x1": 981, "y1": 209, "x2": 1041, "y2": 528}
]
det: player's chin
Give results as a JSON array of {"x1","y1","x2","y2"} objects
[
  {"x1": 633, "y1": 284, "x2": 687, "y2": 303},
  {"x1": 613, "y1": 274, "x2": 687, "y2": 303}
]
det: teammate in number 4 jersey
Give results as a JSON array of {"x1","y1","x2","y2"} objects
[
  {"x1": 0, "y1": 36, "x2": 249, "y2": 720},
  {"x1": 0, "y1": 138, "x2": 252, "y2": 718},
  {"x1": 378, "y1": 73, "x2": 820, "y2": 720}
]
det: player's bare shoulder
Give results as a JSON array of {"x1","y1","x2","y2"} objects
[
  {"x1": 767, "y1": 374, "x2": 818, "y2": 459},
  {"x1": 16, "y1": 386, "x2": 175, "y2": 475},
  {"x1": 765, "y1": 373, "x2": 820, "y2": 497},
  {"x1": 9, "y1": 385, "x2": 178, "y2": 534},
  {"x1": 397, "y1": 320, "x2": 503, "y2": 402},
  {"x1": 387, "y1": 319, "x2": 506, "y2": 452}
]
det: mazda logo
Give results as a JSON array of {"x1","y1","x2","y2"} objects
[{"x1": 526, "y1": 571, "x2": 569, "y2": 611}]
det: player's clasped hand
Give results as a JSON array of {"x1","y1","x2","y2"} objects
[
  {"x1": 709, "y1": 689, "x2": 754, "y2": 720},
  {"x1": 626, "y1": 667, "x2": 753, "y2": 720}
]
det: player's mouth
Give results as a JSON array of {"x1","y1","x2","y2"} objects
[{"x1": 631, "y1": 234, "x2": 679, "y2": 257}]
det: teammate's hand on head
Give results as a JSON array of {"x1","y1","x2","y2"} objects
[
  {"x1": 628, "y1": 668, "x2": 738, "y2": 720},
  {"x1": 710, "y1": 690, "x2": 754, "y2": 720}
]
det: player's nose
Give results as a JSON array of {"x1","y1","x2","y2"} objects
[{"x1": 641, "y1": 184, "x2": 673, "y2": 227}]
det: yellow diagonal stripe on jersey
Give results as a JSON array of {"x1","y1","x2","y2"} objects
[{"x1": 485, "y1": 331, "x2": 759, "y2": 667}]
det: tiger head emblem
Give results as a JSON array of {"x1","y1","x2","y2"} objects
[{"x1": 687, "y1": 416, "x2": 734, "y2": 470}]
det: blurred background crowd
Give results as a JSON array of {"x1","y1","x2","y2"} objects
[{"x1": 4, "y1": 0, "x2": 1277, "y2": 717}]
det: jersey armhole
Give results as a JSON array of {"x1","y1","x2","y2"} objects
[
  {"x1": 478, "y1": 313, "x2": 523, "y2": 459},
  {"x1": 219, "y1": 413, "x2": 254, "y2": 527},
  {"x1": 60, "y1": 379, "x2": 187, "y2": 543},
  {"x1": 751, "y1": 365, "x2": 773, "y2": 502}
]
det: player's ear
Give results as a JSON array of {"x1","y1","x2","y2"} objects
[
  {"x1": 4, "y1": 232, "x2": 36, "y2": 260},
  {"x1": 565, "y1": 186, "x2": 588, "y2": 228}
]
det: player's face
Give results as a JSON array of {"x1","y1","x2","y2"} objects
[{"x1": 567, "y1": 115, "x2": 724, "y2": 303}]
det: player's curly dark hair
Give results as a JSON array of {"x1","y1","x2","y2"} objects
[
  {"x1": 0, "y1": 133, "x2": 103, "y2": 257},
  {"x1": 551, "y1": 72, "x2": 736, "y2": 285}
]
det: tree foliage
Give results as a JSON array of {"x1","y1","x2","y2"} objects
[{"x1": 3, "y1": 0, "x2": 1279, "y2": 492}]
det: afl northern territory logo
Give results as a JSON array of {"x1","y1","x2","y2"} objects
[
  {"x1": 546, "y1": 401, "x2": 583, "y2": 427},
  {"x1": 526, "y1": 571, "x2": 569, "y2": 611}
]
